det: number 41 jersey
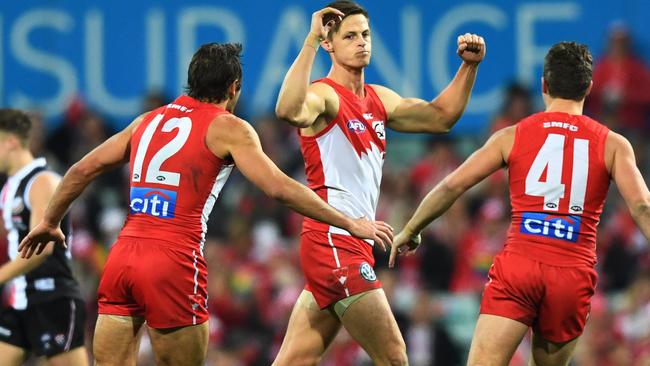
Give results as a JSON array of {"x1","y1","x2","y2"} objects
[
  {"x1": 119, "y1": 96, "x2": 234, "y2": 252},
  {"x1": 506, "y1": 112, "x2": 610, "y2": 267}
]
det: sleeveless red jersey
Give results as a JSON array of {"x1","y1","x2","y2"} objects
[
  {"x1": 119, "y1": 96, "x2": 234, "y2": 253},
  {"x1": 300, "y1": 78, "x2": 387, "y2": 235},
  {"x1": 505, "y1": 112, "x2": 610, "y2": 266}
]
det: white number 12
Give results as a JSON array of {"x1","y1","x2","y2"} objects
[
  {"x1": 525, "y1": 133, "x2": 589, "y2": 213},
  {"x1": 131, "y1": 114, "x2": 192, "y2": 187}
]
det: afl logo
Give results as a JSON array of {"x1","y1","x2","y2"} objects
[
  {"x1": 571, "y1": 206, "x2": 583, "y2": 212},
  {"x1": 347, "y1": 119, "x2": 366, "y2": 133},
  {"x1": 359, "y1": 262, "x2": 377, "y2": 282},
  {"x1": 545, "y1": 202, "x2": 557, "y2": 209}
]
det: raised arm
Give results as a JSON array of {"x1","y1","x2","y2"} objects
[
  {"x1": 207, "y1": 114, "x2": 392, "y2": 246},
  {"x1": 376, "y1": 33, "x2": 486, "y2": 134},
  {"x1": 275, "y1": 7, "x2": 343, "y2": 127},
  {"x1": 389, "y1": 126, "x2": 514, "y2": 267},
  {"x1": 18, "y1": 113, "x2": 147, "y2": 258},
  {"x1": 607, "y1": 132, "x2": 650, "y2": 240}
]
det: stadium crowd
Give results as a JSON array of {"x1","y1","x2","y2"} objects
[{"x1": 2, "y1": 24, "x2": 649, "y2": 366}]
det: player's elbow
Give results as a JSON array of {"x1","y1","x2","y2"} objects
[
  {"x1": 437, "y1": 112, "x2": 462, "y2": 133},
  {"x1": 274, "y1": 102, "x2": 293, "y2": 119},
  {"x1": 263, "y1": 177, "x2": 289, "y2": 202},
  {"x1": 630, "y1": 199, "x2": 650, "y2": 222},
  {"x1": 275, "y1": 105, "x2": 298, "y2": 124},
  {"x1": 442, "y1": 176, "x2": 469, "y2": 197},
  {"x1": 69, "y1": 160, "x2": 95, "y2": 178},
  {"x1": 275, "y1": 105, "x2": 311, "y2": 128},
  {"x1": 68, "y1": 158, "x2": 104, "y2": 183},
  {"x1": 427, "y1": 105, "x2": 461, "y2": 134},
  {"x1": 268, "y1": 186, "x2": 289, "y2": 203},
  {"x1": 432, "y1": 124, "x2": 452, "y2": 134}
]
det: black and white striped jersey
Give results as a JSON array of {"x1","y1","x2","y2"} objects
[{"x1": 0, "y1": 158, "x2": 81, "y2": 309}]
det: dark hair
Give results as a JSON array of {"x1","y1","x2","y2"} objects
[
  {"x1": 543, "y1": 42, "x2": 593, "y2": 101},
  {"x1": 0, "y1": 109, "x2": 31, "y2": 145},
  {"x1": 324, "y1": 1, "x2": 369, "y2": 39},
  {"x1": 186, "y1": 43, "x2": 243, "y2": 103}
]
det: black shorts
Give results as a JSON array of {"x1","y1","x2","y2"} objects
[{"x1": 0, "y1": 297, "x2": 85, "y2": 357}]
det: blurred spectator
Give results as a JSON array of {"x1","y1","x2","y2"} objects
[
  {"x1": 404, "y1": 291, "x2": 462, "y2": 366},
  {"x1": 142, "y1": 90, "x2": 172, "y2": 112},
  {"x1": 489, "y1": 83, "x2": 534, "y2": 133},
  {"x1": 587, "y1": 23, "x2": 650, "y2": 134},
  {"x1": 450, "y1": 197, "x2": 509, "y2": 293},
  {"x1": 409, "y1": 137, "x2": 461, "y2": 200}
]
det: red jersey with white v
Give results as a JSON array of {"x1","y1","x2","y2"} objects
[
  {"x1": 505, "y1": 112, "x2": 610, "y2": 266},
  {"x1": 299, "y1": 78, "x2": 387, "y2": 236},
  {"x1": 119, "y1": 96, "x2": 234, "y2": 252}
]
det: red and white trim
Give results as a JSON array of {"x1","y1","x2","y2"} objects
[{"x1": 328, "y1": 233, "x2": 350, "y2": 297}]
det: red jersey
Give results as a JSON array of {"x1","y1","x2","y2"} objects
[
  {"x1": 299, "y1": 78, "x2": 387, "y2": 236},
  {"x1": 505, "y1": 112, "x2": 610, "y2": 266},
  {"x1": 119, "y1": 96, "x2": 234, "y2": 252}
]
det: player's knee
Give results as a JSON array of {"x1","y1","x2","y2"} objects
[
  {"x1": 93, "y1": 352, "x2": 120, "y2": 366},
  {"x1": 92, "y1": 349, "x2": 109, "y2": 364},
  {"x1": 93, "y1": 341, "x2": 133, "y2": 366},
  {"x1": 467, "y1": 357, "x2": 495, "y2": 366},
  {"x1": 380, "y1": 340, "x2": 408, "y2": 366},
  {"x1": 466, "y1": 356, "x2": 499, "y2": 366},
  {"x1": 273, "y1": 353, "x2": 322, "y2": 366},
  {"x1": 386, "y1": 352, "x2": 408, "y2": 366}
]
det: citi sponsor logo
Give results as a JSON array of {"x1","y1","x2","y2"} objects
[
  {"x1": 520, "y1": 212, "x2": 581, "y2": 242},
  {"x1": 347, "y1": 119, "x2": 366, "y2": 133},
  {"x1": 130, "y1": 187, "x2": 177, "y2": 218}
]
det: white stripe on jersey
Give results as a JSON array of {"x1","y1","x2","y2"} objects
[
  {"x1": 1, "y1": 158, "x2": 46, "y2": 310},
  {"x1": 199, "y1": 164, "x2": 234, "y2": 254},
  {"x1": 317, "y1": 125, "x2": 383, "y2": 238},
  {"x1": 64, "y1": 299, "x2": 76, "y2": 351},
  {"x1": 24, "y1": 171, "x2": 56, "y2": 210}
]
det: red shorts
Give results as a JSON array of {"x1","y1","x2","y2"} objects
[
  {"x1": 480, "y1": 251, "x2": 598, "y2": 343},
  {"x1": 300, "y1": 231, "x2": 382, "y2": 309},
  {"x1": 97, "y1": 237, "x2": 208, "y2": 329}
]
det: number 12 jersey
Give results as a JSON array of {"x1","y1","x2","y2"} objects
[{"x1": 119, "y1": 96, "x2": 234, "y2": 253}]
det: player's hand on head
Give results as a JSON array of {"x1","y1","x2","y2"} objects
[
  {"x1": 388, "y1": 230, "x2": 422, "y2": 268},
  {"x1": 457, "y1": 33, "x2": 486, "y2": 64},
  {"x1": 18, "y1": 221, "x2": 66, "y2": 259},
  {"x1": 348, "y1": 217, "x2": 393, "y2": 251},
  {"x1": 311, "y1": 7, "x2": 344, "y2": 40}
]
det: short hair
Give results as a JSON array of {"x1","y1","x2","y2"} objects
[
  {"x1": 543, "y1": 42, "x2": 593, "y2": 101},
  {"x1": 186, "y1": 43, "x2": 243, "y2": 103},
  {"x1": 0, "y1": 109, "x2": 31, "y2": 145},
  {"x1": 324, "y1": 1, "x2": 369, "y2": 39}
]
